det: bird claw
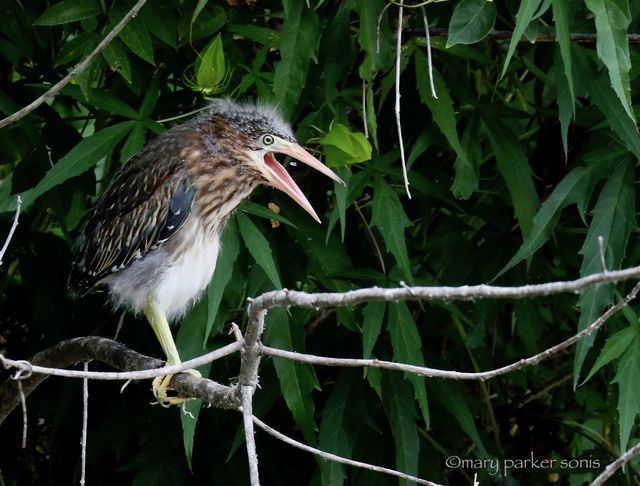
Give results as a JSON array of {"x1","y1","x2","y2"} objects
[{"x1": 151, "y1": 367, "x2": 202, "y2": 407}]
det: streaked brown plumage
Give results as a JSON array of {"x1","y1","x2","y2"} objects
[{"x1": 69, "y1": 100, "x2": 342, "y2": 404}]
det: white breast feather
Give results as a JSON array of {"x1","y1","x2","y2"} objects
[{"x1": 104, "y1": 214, "x2": 220, "y2": 321}]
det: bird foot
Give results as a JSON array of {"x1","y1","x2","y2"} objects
[{"x1": 152, "y1": 367, "x2": 202, "y2": 407}]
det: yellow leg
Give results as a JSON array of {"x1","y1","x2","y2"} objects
[{"x1": 144, "y1": 298, "x2": 201, "y2": 406}]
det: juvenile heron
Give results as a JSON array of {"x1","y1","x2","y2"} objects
[{"x1": 68, "y1": 100, "x2": 342, "y2": 405}]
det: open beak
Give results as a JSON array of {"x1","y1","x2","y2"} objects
[{"x1": 260, "y1": 141, "x2": 344, "y2": 223}]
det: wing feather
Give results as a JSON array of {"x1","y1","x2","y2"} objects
[{"x1": 68, "y1": 149, "x2": 195, "y2": 295}]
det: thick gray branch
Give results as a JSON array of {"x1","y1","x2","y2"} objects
[{"x1": 0, "y1": 336, "x2": 239, "y2": 426}]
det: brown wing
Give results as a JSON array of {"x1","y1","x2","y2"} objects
[{"x1": 68, "y1": 137, "x2": 195, "y2": 295}]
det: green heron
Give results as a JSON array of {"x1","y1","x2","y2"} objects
[{"x1": 68, "y1": 100, "x2": 342, "y2": 405}]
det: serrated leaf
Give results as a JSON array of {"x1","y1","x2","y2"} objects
[
  {"x1": 319, "y1": 123, "x2": 372, "y2": 167},
  {"x1": 363, "y1": 301, "x2": 385, "y2": 359},
  {"x1": 355, "y1": 0, "x2": 392, "y2": 78},
  {"x1": 552, "y1": 0, "x2": 575, "y2": 110},
  {"x1": 34, "y1": 0, "x2": 100, "y2": 26},
  {"x1": 263, "y1": 308, "x2": 318, "y2": 445},
  {"x1": 585, "y1": 0, "x2": 634, "y2": 123},
  {"x1": 497, "y1": 158, "x2": 612, "y2": 277},
  {"x1": 21, "y1": 121, "x2": 134, "y2": 209},
  {"x1": 415, "y1": 51, "x2": 471, "y2": 198},
  {"x1": 612, "y1": 339, "x2": 640, "y2": 452},
  {"x1": 119, "y1": 17, "x2": 156, "y2": 65},
  {"x1": 318, "y1": 371, "x2": 358, "y2": 486},
  {"x1": 431, "y1": 380, "x2": 488, "y2": 456},
  {"x1": 371, "y1": 178, "x2": 413, "y2": 283},
  {"x1": 483, "y1": 115, "x2": 539, "y2": 241},
  {"x1": 204, "y1": 217, "x2": 240, "y2": 343},
  {"x1": 273, "y1": 1, "x2": 320, "y2": 117},
  {"x1": 176, "y1": 296, "x2": 213, "y2": 470},
  {"x1": 447, "y1": 0, "x2": 497, "y2": 47},
  {"x1": 61, "y1": 85, "x2": 139, "y2": 119},
  {"x1": 574, "y1": 162, "x2": 636, "y2": 385},
  {"x1": 584, "y1": 325, "x2": 639, "y2": 383},
  {"x1": 388, "y1": 302, "x2": 429, "y2": 427},
  {"x1": 501, "y1": 0, "x2": 544, "y2": 78},
  {"x1": 236, "y1": 211, "x2": 281, "y2": 288},
  {"x1": 101, "y1": 38, "x2": 131, "y2": 83},
  {"x1": 589, "y1": 72, "x2": 640, "y2": 160},
  {"x1": 382, "y1": 371, "x2": 420, "y2": 486}
]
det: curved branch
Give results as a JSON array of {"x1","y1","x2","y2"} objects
[
  {"x1": 0, "y1": 336, "x2": 239, "y2": 426},
  {"x1": 259, "y1": 280, "x2": 640, "y2": 380},
  {"x1": 0, "y1": 0, "x2": 148, "y2": 130},
  {"x1": 590, "y1": 441, "x2": 640, "y2": 485}
]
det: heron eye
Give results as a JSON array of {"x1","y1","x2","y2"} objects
[{"x1": 261, "y1": 134, "x2": 275, "y2": 146}]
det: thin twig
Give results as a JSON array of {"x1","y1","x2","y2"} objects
[
  {"x1": 362, "y1": 79, "x2": 369, "y2": 138},
  {"x1": 414, "y1": 28, "x2": 640, "y2": 44},
  {"x1": 260, "y1": 279, "x2": 636, "y2": 380},
  {"x1": 394, "y1": 0, "x2": 411, "y2": 198},
  {"x1": 242, "y1": 387, "x2": 260, "y2": 486},
  {"x1": 0, "y1": 339, "x2": 243, "y2": 381},
  {"x1": 421, "y1": 7, "x2": 437, "y2": 98},
  {"x1": 353, "y1": 200, "x2": 386, "y2": 275},
  {"x1": 0, "y1": 0, "x2": 149, "y2": 129},
  {"x1": 590, "y1": 441, "x2": 640, "y2": 485},
  {"x1": 0, "y1": 195, "x2": 22, "y2": 265},
  {"x1": 17, "y1": 380, "x2": 27, "y2": 448},
  {"x1": 252, "y1": 415, "x2": 442, "y2": 486},
  {"x1": 80, "y1": 362, "x2": 89, "y2": 486}
]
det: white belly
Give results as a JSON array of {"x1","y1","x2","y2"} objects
[{"x1": 104, "y1": 214, "x2": 220, "y2": 321}]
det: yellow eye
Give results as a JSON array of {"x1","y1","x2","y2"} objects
[{"x1": 261, "y1": 134, "x2": 275, "y2": 146}]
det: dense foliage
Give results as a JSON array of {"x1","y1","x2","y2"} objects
[{"x1": 1, "y1": 0, "x2": 640, "y2": 484}]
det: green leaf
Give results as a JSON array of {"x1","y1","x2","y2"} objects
[
  {"x1": 430, "y1": 380, "x2": 488, "y2": 456},
  {"x1": 501, "y1": 0, "x2": 544, "y2": 78},
  {"x1": 482, "y1": 115, "x2": 539, "y2": 241},
  {"x1": 319, "y1": 123, "x2": 372, "y2": 167},
  {"x1": 204, "y1": 217, "x2": 240, "y2": 343},
  {"x1": 585, "y1": 0, "x2": 634, "y2": 123},
  {"x1": 497, "y1": 157, "x2": 613, "y2": 277},
  {"x1": 61, "y1": 85, "x2": 139, "y2": 119},
  {"x1": 236, "y1": 211, "x2": 282, "y2": 288},
  {"x1": 21, "y1": 121, "x2": 134, "y2": 209},
  {"x1": 119, "y1": 17, "x2": 156, "y2": 65},
  {"x1": 446, "y1": 0, "x2": 497, "y2": 47},
  {"x1": 33, "y1": 0, "x2": 100, "y2": 26},
  {"x1": 355, "y1": 0, "x2": 392, "y2": 78},
  {"x1": 589, "y1": 72, "x2": 640, "y2": 160},
  {"x1": 176, "y1": 296, "x2": 213, "y2": 470},
  {"x1": 584, "y1": 325, "x2": 639, "y2": 383},
  {"x1": 382, "y1": 371, "x2": 420, "y2": 486},
  {"x1": 552, "y1": 0, "x2": 575, "y2": 109},
  {"x1": 414, "y1": 51, "x2": 471, "y2": 198},
  {"x1": 612, "y1": 339, "x2": 640, "y2": 453},
  {"x1": 263, "y1": 308, "x2": 318, "y2": 445},
  {"x1": 574, "y1": 162, "x2": 636, "y2": 384},
  {"x1": 388, "y1": 302, "x2": 429, "y2": 427},
  {"x1": 101, "y1": 38, "x2": 131, "y2": 84},
  {"x1": 371, "y1": 178, "x2": 413, "y2": 283},
  {"x1": 192, "y1": 34, "x2": 230, "y2": 95},
  {"x1": 240, "y1": 201, "x2": 297, "y2": 228},
  {"x1": 362, "y1": 301, "x2": 385, "y2": 359},
  {"x1": 318, "y1": 371, "x2": 358, "y2": 485},
  {"x1": 273, "y1": 1, "x2": 320, "y2": 118}
]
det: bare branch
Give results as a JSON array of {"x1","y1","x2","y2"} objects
[
  {"x1": 0, "y1": 195, "x2": 22, "y2": 266},
  {"x1": 247, "y1": 266, "x2": 640, "y2": 313},
  {"x1": 413, "y1": 27, "x2": 640, "y2": 44},
  {"x1": 252, "y1": 415, "x2": 442, "y2": 486},
  {"x1": 590, "y1": 441, "x2": 640, "y2": 485},
  {"x1": 0, "y1": 0, "x2": 148, "y2": 130},
  {"x1": 0, "y1": 337, "x2": 241, "y2": 425},
  {"x1": 242, "y1": 387, "x2": 260, "y2": 486},
  {"x1": 420, "y1": 7, "x2": 437, "y2": 98},
  {"x1": 260, "y1": 277, "x2": 637, "y2": 379},
  {"x1": 80, "y1": 362, "x2": 89, "y2": 486},
  {"x1": 394, "y1": 0, "x2": 411, "y2": 198}
]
